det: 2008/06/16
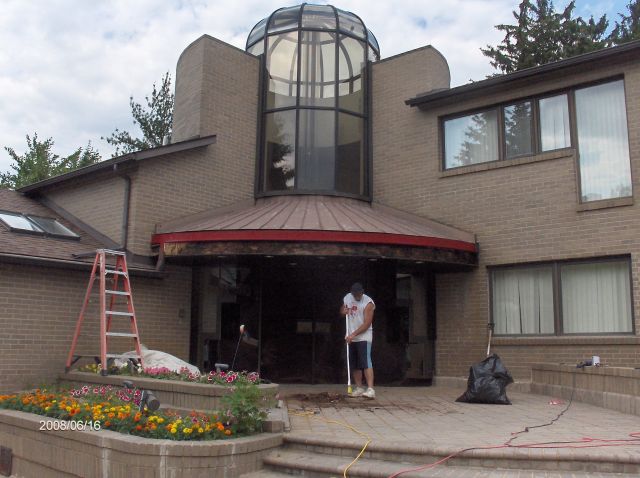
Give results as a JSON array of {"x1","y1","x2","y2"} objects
[{"x1": 39, "y1": 420, "x2": 101, "y2": 431}]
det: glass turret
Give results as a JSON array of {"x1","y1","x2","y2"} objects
[{"x1": 246, "y1": 4, "x2": 379, "y2": 198}]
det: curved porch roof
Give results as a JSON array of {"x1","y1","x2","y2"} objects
[{"x1": 152, "y1": 195, "x2": 477, "y2": 265}]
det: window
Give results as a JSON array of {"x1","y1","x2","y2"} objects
[
  {"x1": 0, "y1": 210, "x2": 79, "y2": 239},
  {"x1": 491, "y1": 257, "x2": 633, "y2": 335},
  {"x1": 539, "y1": 94, "x2": 570, "y2": 151},
  {"x1": 0, "y1": 211, "x2": 43, "y2": 233},
  {"x1": 492, "y1": 266, "x2": 555, "y2": 334},
  {"x1": 26, "y1": 215, "x2": 79, "y2": 238},
  {"x1": 504, "y1": 101, "x2": 533, "y2": 158},
  {"x1": 442, "y1": 79, "x2": 633, "y2": 198},
  {"x1": 444, "y1": 110, "x2": 499, "y2": 168},
  {"x1": 575, "y1": 80, "x2": 632, "y2": 202}
]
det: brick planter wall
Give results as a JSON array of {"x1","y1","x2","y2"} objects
[
  {"x1": 0, "y1": 409, "x2": 282, "y2": 478},
  {"x1": 531, "y1": 363, "x2": 640, "y2": 416},
  {"x1": 59, "y1": 371, "x2": 279, "y2": 412}
]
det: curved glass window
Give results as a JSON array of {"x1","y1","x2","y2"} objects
[{"x1": 246, "y1": 4, "x2": 379, "y2": 198}]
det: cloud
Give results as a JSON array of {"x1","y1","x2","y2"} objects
[{"x1": 0, "y1": 0, "x2": 625, "y2": 172}]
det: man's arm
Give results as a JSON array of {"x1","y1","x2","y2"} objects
[{"x1": 346, "y1": 303, "x2": 375, "y2": 343}]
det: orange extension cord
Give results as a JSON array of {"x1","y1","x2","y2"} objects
[{"x1": 387, "y1": 433, "x2": 640, "y2": 477}]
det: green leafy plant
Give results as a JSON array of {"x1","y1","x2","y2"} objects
[{"x1": 221, "y1": 381, "x2": 272, "y2": 435}]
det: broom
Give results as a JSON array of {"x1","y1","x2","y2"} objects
[{"x1": 345, "y1": 314, "x2": 352, "y2": 394}]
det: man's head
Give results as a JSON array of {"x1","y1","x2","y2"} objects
[{"x1": 351, "y1": 282, "x2": 364, "y2": 300}]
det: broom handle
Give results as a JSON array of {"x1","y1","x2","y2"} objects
[{"x1": 345, "y1": 314, "x2": 351, "y2": 387}]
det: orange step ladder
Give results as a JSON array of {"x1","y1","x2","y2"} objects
[{"x1": 65, "y1": 249, "x2": 144, "y2": 375}]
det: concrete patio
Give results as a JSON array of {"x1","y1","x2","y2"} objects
[{"x1": 244, "y1": 384, "x2": 640, "y2": 477}]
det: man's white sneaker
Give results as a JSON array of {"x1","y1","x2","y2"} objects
[
  {"x1": 348, "y1": 387, "x2": 365, "y2": 398},
  {"x1": 362, "y1": 388, "x2": 376, "y2": 399}
]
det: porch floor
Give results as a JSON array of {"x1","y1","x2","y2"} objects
[{"x1": 273, "y1": 384, "x2": 640, "y2": 476}]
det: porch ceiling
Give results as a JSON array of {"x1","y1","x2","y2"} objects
[{"x1": 152, "y1": 195, "x2": 478, "y2": 265}]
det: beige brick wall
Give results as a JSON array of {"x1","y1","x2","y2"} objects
[
  {"x1": 127, "y1": 35, "x2": 259, "y2": 255},
  {"x1": 0, "y1": 262, "x2": 191, "y2": 394},
  {"x1": 373, "y1": 50, "x2": 640, "y2": 380},
  {"x1": 44, "y1": 174, "x2": 126, "y2": 245}
]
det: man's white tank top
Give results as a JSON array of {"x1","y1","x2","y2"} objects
[{"x1": 343, "y1": 293, "x2": 375, "y2": 342}]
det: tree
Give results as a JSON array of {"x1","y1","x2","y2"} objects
[
  {"x1": 0, "y1": 134, "x2": 101, "y2": 189},
  {"x1": 609, "y1": 0, "x2": 640, "y2": 44},
  {"x1": 482, "y1": 0, "x2": 608, "y2": 74},
  {"x1": 103, "y1": 72, "x2": 174, "y2": 157}
]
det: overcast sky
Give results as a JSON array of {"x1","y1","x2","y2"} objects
[{"x1": 0, "y1": 0, "x2": 629, "y2": 171}]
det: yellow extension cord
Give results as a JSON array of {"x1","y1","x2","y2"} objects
[{"x1": 290, "y1": 410, "x2": 372, "y2": 478}]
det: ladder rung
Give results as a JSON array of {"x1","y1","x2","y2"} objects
[
  {"x1": 105, "y1": 290, "x2": 130, "y2": 296},
  {"x1": 105, "y1": 332, "x2": 138, "y2": 338},
  {"x1": 101, "y1": 249, "x2": 127, "y2": 256},
  {"x1": 105, "y1": 311, "x2": 134, "y2": 317},
  {"x1": 105, "y1": 270, "x2": 127, "y2": 276},
  {"x1": 105, "y1": 353, "x2": 141, "y2": 359}
]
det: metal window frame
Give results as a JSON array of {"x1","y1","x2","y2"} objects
[
  {"x1": 488, "y1": 254, "x2": 635, "y2": 337},
  {"x1": 0, "y1": 209, "x2": 80, "y2": 241}
]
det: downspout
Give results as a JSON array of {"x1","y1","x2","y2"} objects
[{"x1": 113, "y1": 164, "x2": 131, "y2": 251}]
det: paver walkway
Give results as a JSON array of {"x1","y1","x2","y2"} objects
[{"x1": 282, "y1": 384, "x2": 640, "y2": 463}]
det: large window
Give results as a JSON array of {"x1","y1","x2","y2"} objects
[
  {"x1": 247, "y1": 4, "x2": 380, "y2": 198},
  {"x1": 575, "y1": 80, "x2": 632, "y2": 202},
  {"x1": 442, "y1": 79, "x2": 633, "y2": 203},
  {"x1": 491, "y1": 257, "x2": 633, "y2": 335}
]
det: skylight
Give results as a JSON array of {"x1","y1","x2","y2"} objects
[
  {"x1": 27, "y1": 215, "x2": 79, "y2": 238},
  {"x1": 0, "y1": 210, "x2": 79, "y2": 239}
]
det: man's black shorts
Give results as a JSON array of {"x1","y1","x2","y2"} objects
[{"x1": 349, "y1": 340, "x2": 372, "y2": 370}]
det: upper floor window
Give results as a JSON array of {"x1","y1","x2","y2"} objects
[
  {"x1": 442, "y1": 79, "x2": 632, "y2": 203},
  {"x1": 574, "y1": 80, "x2": 632, "y2": 202}
]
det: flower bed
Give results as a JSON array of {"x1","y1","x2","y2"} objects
[
  {"x1": 77, "y1": 362, "x2": 261, "y2": 386},
  {"x1": 0, "y1": 384, "x2": 248, "y2": 440},
  {"x1": 60, "y1": 370, "x2": 279, "y2": 414}
]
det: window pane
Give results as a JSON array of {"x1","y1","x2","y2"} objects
[
  {"x1": 300, "y1": 31, "x2": 335, "y2": 108},
  {"x1": 504, "y1": 101, "x2": 533, "y2": 158},
  {"x1": 267, "y1": 6, "x2": 300, "y2": 33},
  {"x1": 266, "y1": 33, "x2": 298, "y2": 109},
  {"x1": 26, "y1": 216, "x2": 78, "y2": 237},
  {"x1": 297, "y1": 109, "x2": 335, "y2": 190},
  {"x1": 444, "y1": 110, "x2": 499, "y2": 168},
  {"x1": 336, "y1": 113, "x2": 364, "y2": 195},
  {"x1": 575, "y1": 80, "x2": 632, "y2": 202},
  {"x1": 337, "y1": 10, "x2": 366, "y2": 39},
  {"x1": 561, "y1": 261, "x2": 632, "y2": 333},
  {"x1": 492, "y1": 267, "x2": 555, "y2": 335},
  {"x1": 301, "y1": 4, "x2": 336, "y2": 29},
  {"x1": 264, "y1": 110, "x2": 296, "y2": 191},
  {"x1": 338, "y1": 35, "x2": 365, "y2": 113},
  {"x1": 247, "y1": 18, "x2": 267, "y2": 48},
  {"x1": 247, "y1": 40, "x2": 264, "y2": 57},
  {"x1": 539, "y1": 94, "x2": 571, "y2": 151},
  {"x1": 0, "y1": 212, "x2": 43, "y2": 232}
]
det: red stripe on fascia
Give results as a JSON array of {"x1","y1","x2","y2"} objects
[{"x1": 151, "y1": 230, "x2": 477, "y2": 253}]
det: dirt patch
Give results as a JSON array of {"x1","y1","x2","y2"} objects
[{"x1": 284, "y1": 392, "x2": 383, "y2": 410}]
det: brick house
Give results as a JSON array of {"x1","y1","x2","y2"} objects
[{"x1": 1, "y1": 4, "x2": 639, "y2": 392}]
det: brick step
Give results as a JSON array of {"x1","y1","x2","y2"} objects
[
  {"x1": 283, "y1": 434, "x2": 640, "y2": 475},
  {"x1": 261, "y1": 449, "x2": 633, "y2": 477}
]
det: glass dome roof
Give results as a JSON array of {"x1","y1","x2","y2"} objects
[{"x1": 246, "y1": 3, "x2": 380, "y2": 60}]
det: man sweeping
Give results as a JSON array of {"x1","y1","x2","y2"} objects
[{"x1": 340, "y1": 282, "x2": 376, "y2": 399}]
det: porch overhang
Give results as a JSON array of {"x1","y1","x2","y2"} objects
[{"x1": 151, "y1": 196, "x2": 478, "y2": 266}]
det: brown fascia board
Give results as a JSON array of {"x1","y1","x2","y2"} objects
[
  {"x1": 0, "y1": 252, "x2": 165, "y2": 278},
  {"x1": 18, "y1": 134, "x2": 217, "y2": 194},
  {"x1": 405, "y1": 40, "x2": 640, "y2": 109}
]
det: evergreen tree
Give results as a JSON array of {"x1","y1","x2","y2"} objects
[
  {"x1": 482, "y1": 0, "x2": 608, "y2": 74},
  {"x1": 609, "y1": 0, "x2": 640, "y2": 44},
  {"x1": 103, "y1": 72, "x2": 174, "y2": 157},
  {"x1": 0, "y1": 134, "x2": 100, "y2": 189}
]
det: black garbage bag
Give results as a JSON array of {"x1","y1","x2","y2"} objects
[{"x1": 456, "y1": 354, "x2": 514, "y2": 405}]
